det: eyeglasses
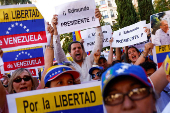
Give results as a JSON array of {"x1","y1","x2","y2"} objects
[
  {"x1": 91, "y1": 72, "x2": 101, "y2": 79},
  {"x1": 104, "y1": 87, "x2": 152, "y2": 106},
  {"x1": 13, "y1": 76, "x2": 32, "y2": 83}
]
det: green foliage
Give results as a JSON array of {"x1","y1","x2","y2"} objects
[
  {"x1": 0, "y1": 0, "x2": 31, "y2": 5},
  {"x1": 60, "y1": 33, "x2": 73, "y2": 54},
  {"x1": 154, "y1": 0, "x2": 170, "y2": 13},
  {"x1": 138, "y1": 0, "x2": 155, "y2": 23},
  {"x1": 115, "y1": 0, "x2": 139, "y2": 28}
]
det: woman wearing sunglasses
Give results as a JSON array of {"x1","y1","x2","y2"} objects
[
  {"x1": 0, "y1": 68, "x2": 36, "y2": 113},
  {"x1": 8, "y1": 68, "x2": 36, "y2": 94}
]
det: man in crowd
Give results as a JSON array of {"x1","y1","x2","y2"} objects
[
  {"x1": 52, "y1": 8, "x2": 103, "y2": 82},
  {"x1": 153, "y1": 20, "x2": 170, "y2": 46}
]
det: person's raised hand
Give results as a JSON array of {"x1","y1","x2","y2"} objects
[
  {"x1": 80, "y1": 39, "x2": 84, "y2": 44},
  {"x1": 94, "y1": 49, "x2": 100, "y2": 64},
  {"x1": 144, "y1": 42, "x2": 154, "y2": 52},
  {"x1": 143, "y1": 27, "x2": 150, "y2": 35},
  {"x1": 95, "y1": 8, "x2": 102, "y2": 21},
  {"x1": 109, "y1": 37, "x2": 114, "y2": 47},
  {"x1": 47, "y1": 22, "x2": 54, "y2": 37},
  {"x1": 51, "y1": 14, "x2": 58, "y2": 35}
]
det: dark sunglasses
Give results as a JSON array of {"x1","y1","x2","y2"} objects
[
  {"x1": 91, "y1": 72, "x2": 101, "y2": 79},
  {"x1": 13, "y1": 76, "x2": 32, "y2": 83}
]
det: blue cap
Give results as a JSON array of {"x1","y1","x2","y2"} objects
[
  {"x1": 101, "y1": 63, "x2": 152, "y2": 96},
  {"x1": 89, "y1": 66, "x2": 104, "y2": 75},
  {"x1": 44, "y1": 65, "x2": 80, "y2": 86}
]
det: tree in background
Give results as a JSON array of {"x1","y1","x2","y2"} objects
[
  {"x1": 153, "y1": 0, "x2": 170, "y2": 13},
  {"x1": 0, "y1": 0, "x2": 31, "y2": 5},
  {"x1": 115, "y1": 0, "x2": 139, "y2": 28},
  {"x1": 138, "y1": 0, "x2": 155, "y2": 23}
]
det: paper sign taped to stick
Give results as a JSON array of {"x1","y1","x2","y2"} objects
[
  {"x1": 0, "y1": 4, "x2": 47, "y2": 51},
  {"x1": 7, "y1": 81, "x2": 103, "y2": 113},
  {"x1": 2, "y1": 46, "x2": 44, "y2": 73},
  {"x1": 55, "y1": 0, "x2": 100, "y2": 34},
  {"x1": 153, "y1": 45, "x2": 170, "y2": 68},
  {"x1": 112, "y1": 21, "x2": 147, "y2": 47},
  {"x1": 81, "y1": 25, "x2": 112, "y2": 52}
]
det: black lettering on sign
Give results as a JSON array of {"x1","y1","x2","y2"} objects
[
  {"x1": 3, "y1": 11, "x2": 9, "y2": 20},
  {"x1": 54, "y1": 96, "x2": 60, "y2": 108},
  {"x1": 42, "y1": 97, "x2": 50, "y2": 109},
  {"x1": 73, "y1": 93, "x2": 80, "y2": 105},
  {"x1": 85, "y1": 92, "x2": 90, "y2": 104},
  {"x1": 11, "y1": 9, "x2": 40, "y2": 19},
  {"x1": 90, "y1": 91, "x2": 96, "y2": 103},
  {"x1": 79, "y1": 92, "x2": 84, "y2": 104},
  {"x1": 68, "y1": 94, "x2": 74, "y2": 106},
  {"x1": 62, "y1": 95, "x2": 68, "y2": 106},
  {"x1": 23, "y1": 100, "x2": 38, "y2": 113}
]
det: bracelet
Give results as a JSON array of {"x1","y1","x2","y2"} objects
[
  {"x1": 46, "y1": 45, "x2": 54, "y2": 49},
  {"x1": 93, "y1": 62, "x2": 98, "y2": 65},
  {"x1": 141, "y1": 52, "x2": 147, "y2": 58}
]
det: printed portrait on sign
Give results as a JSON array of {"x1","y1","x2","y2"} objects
[{"x1": 151, "y1": 11, "x2": 170, "y2": 46}]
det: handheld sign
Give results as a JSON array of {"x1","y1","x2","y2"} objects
[
  {"x1": 81, "y1": 25, "x2": 112, "y2": 52},
  {"x1": 55, "y1": 0, "x2": 100, "y2": 34},
  {"x1": 153, "y1": 45, "x2": 170, "y2": 68},
  {"x1": 0, "y1": 4, "x2": 47, "y2": 51},
  {"x1": 7, "y1": 81, "x2": 104, "y2": 113},
  {"x1": 112, "y1": 21, "x2": 147, "y2": 47},
  {"x1": 2, "y1": 46, "x2": 44, "y2": 73}
]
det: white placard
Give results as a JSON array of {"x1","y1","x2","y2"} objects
[
  {"x1": 81, "y1": 25, "x2": 112, "y2": 52},
  {"x1": 32, "y1": 0, "x2": 77, "y2": 23},
  {"x1": 112, "y1": 21, "x2": 147, "y2": 47},
  {"x1": 55, "y1": 0, "x2": 100, "y2": 34}
]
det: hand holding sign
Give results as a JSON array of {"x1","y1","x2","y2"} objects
[
  {"x1": 47, "y1": 22, "x2": 54, "y2": 37},
  {"x1": 51, "y1": 14, "x2": 58, "y2": 35},
  {"x1": 95, "y1": 8, "x2": 102, "y2": 22},
  {"x1": 94, "y1": 49, "x2": 100, "y2": 63},
  {"x1": 109, "y1": 37, "x2": 113, "y2": 47}
]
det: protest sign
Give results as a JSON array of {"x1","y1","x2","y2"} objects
[
  {"x1": 7, "y1": 81, "x2": 104, "y2": 113},
  {"x1": 0, "y1": 4, "x2": 47, "y2": 51},
  {"x1": 55, "y1": 0, "x2": 100, "y2": 34},
  {"x1": 151, "y1": 11, "x2": 170, "y2": 46},
  {"x1": 112, "y1": 21, "x2": 147, "y2": 47},
  {"x1": 32, "y1": 0, "x2": 77, "y2": 24},
  {"x1": 81, "y1": 25, "x2": 112, "y2": 52},
  {"x1": 2, "y1": 46, "x2": 44, "y2": 73},
  {"x1": 28, "y1": 68, "x2": 38, "y2": 77},
  {"x1": 152, "y1": 45, "x2": 170, "y2": 68}
]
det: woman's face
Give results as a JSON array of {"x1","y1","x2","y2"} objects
[
  {"x1": 50, "y1": 74, "x2": 74, "y2": 88},
  {"x1": 128, "y1": 48, "x2": 140, "y2": 63},
  {"x1": 12, "y1": 70, "x2": 33, "y2": 93}
]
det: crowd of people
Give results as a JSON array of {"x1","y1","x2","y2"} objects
[{"x1": 0, "y1": 8, "x2": 170, "y2": 113}]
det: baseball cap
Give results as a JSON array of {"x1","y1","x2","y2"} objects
[
  {"x1": 89, "y1": 66, "x2": 104, "y2": 75},
  {"x1": 101, "y1": 63, "x2": 152, "y2": 96},
  {"x1": 44, "y1": 65, "x2": 80, "y2": 86}
]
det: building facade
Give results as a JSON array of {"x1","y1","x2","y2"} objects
[{"x1": 95, "y1": 0, "x2": 138, "y2": 25}]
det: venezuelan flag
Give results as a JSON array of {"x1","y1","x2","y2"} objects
[
  {"x1": 155, "y1": 45, "x2": 170, "y2": 68},
  {"x1": 3, "y1": 46, "x2": 44, "y2": 72},
  {"x1": 72, "y1": 31, "x2": 81, "y2": 41},
  {"x1": 0, "y1": 4, "x2": 47, "y2": 50}
]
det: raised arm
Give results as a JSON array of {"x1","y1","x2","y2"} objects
[
  {"x1": 134, "y1": 42, "x2": 154, "y2": 65},
  {"x1": 40, "y1": 23, "x2": 54, "y2": 88},
  {"x1": 150, "y1": 61, "x2": 169, "y2": 96},
  {"x1": 89, "y1": 8, "x2": 103, "y2": 64},
  {"x1": 52, "y1": 15, "x2": 68, "y2": 63}
]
